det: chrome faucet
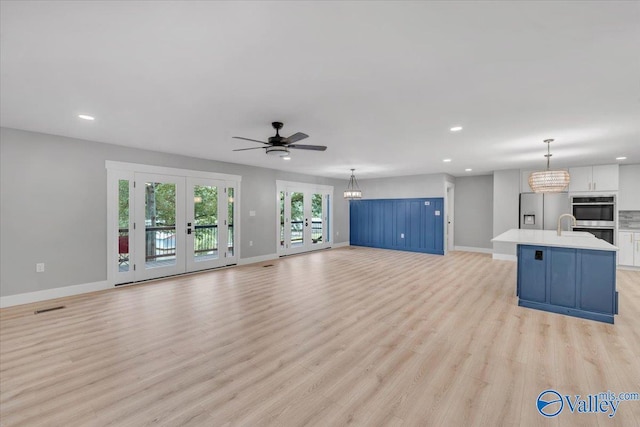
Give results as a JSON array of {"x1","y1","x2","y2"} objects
[{"x1": 557, "y1": 214, "x2": 577, "y2": 236}]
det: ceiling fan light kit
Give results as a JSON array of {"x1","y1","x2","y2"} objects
[
  {"x1": 344, "y1": 169, "x2": 362, "y2": 199},
  {"x1": 232, "y1": 121, "x2": 327, "y2": 159},
  {"x1": 528, "y1": 139, "x2": 570, "y2": 193},
  {"x1": 265, "y1": 146, "x2": 289, "y2": 156}
]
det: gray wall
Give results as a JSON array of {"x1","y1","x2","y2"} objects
[
  {"x1": 492, "y1": 169, "x2": 520, "y2": 257},
  {"x1": 454, "y1": 175, "x2": 494, "y2": 249},
  {"x1": 358, "y1": 173, "x2": 451, "y2": 199},
  {"x1": 0, "y1": 127, "x2": 349, "y2": 297}
]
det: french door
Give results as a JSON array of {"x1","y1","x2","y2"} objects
[
  {"x1": 107, "y1": 163, "x2": 239, "y2": 285},
  {"x1": 277, "y1": 181, "x2": 333, "y2": 256}
]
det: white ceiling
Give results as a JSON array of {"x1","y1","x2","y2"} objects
[{"x1": 1, "y1": 1, "x2": 639, "y2": 179}]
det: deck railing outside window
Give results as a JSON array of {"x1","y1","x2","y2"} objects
[{"x1": 118, "y1": 225, "x2": 234, "y2": 263}]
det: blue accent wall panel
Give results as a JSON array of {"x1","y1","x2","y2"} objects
[{"x1": 349, "y1": 198, "x2": 444, "y2": 255}]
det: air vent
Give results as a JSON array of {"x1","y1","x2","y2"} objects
[
  {"x1": 263, "y1": 264, "x2": 274, "y2": 268},
  {"x1": 34, "y1": 305, "x2": 65, "y2": 314}
]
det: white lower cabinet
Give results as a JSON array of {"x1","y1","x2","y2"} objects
[{"x1": 618, "y1": 231, "x2": 640, "y2": 266}]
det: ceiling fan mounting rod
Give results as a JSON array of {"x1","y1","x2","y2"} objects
[{"x1": 272, "y1": 121, "x2": 283, "y2": 137}]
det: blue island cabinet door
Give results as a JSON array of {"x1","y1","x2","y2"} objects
[
  {"x1": 549, "y1": 247, "x2": 577, "y2": 308},
  {"x1": 578, "y1": 250, "x2": 616, "y2": 314},
  {"x1": 518, "y1": 245, "x2": 547, "y2": 303}
]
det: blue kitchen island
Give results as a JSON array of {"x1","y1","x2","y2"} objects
[{"x1": 492, "y1": 229, "x2": 619, "y2": 324}]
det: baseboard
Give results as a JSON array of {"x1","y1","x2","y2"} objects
[
  {"x1": 238, "y1": 253, "x2": 278, "y2": 266},
  {"x1": 617, "y1": 265, "x2": 640, "y2": 271},
  {"x1": 0, "y1": 280, "x2": 111, "y2": 309},
  {"x1": 331, "y1": 241, "x2": 350, "y2": 248},
  {"x1": 492, "y1": 253, "x2": 517, "y2": 262},
  {"x1": 454, "y1": 246, "x2": 493, "y2": 254}
]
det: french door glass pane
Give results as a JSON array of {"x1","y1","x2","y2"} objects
[
  {"x1": 279, "y1": 191, "x2": 285, "y2": 250},
  {"x1": 145, "y1": 182, "x2": 177, "y2": 268},
  {"x1": 227, "y1": 187, "x2": 234, "y2": 257},
  {"x1": 290, "y1": 192, "x2": 304, "y2": 247},
  {"x1": 118, "y1": 179, "x2": 130, "y2": 272},
  {"x1": 193, "y1": 185, "x2": 218, "y2": 261},
  {"x1": 312, "y1": 193, "x2": 323, "y2": 244}
]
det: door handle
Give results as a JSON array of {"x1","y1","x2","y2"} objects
[
  {"x1": 305, "y1": 218, "x2": 309, "y2": 227},
  {"x1": 187, "y1": 222, "x2": 192, "y2": 235}
]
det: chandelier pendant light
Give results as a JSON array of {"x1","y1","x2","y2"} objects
[
  {"x1": 528, "y1": 139, "x2": 570, "y2": 193},
  {"x1": 344, "y1": 169, "x2": 362, "y2": 199}
]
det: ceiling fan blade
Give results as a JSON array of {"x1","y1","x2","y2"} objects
[
  {"x1": 288, "y1": 144, "x2": 327, "y2": 151},
  {"x1": 232, "y1": 136, "x2": 270, "y2": 145},
  {"x1": 284, "y1": 132, "x2": 309, "y2": 143},
  {"x1": 232, "y1": 147, "x2": 265, "y2": 152}
]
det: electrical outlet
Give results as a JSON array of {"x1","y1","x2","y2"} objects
[
  {"x1": 336, "y1": 231, "x2": 339, "y2": 236},
  {"x1": 400, "y1": 233, "x2": 404, "y2": 238},
  {"x1": 36, "y1": 263, "x2": 45, "y2": 273},
  {"x1": 249, "y1": 240, "x2": 253, "y2": 246}
]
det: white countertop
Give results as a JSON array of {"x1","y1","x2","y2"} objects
[{"x1": 491, "y1": 229, "x2": 618, "y2": 252}]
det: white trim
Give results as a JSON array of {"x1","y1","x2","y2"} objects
[
  {"x1": 0, "y1": 281, "x2": 111, "y2": 308},
  {"x1": 454, "y1": 246, "x2": 493, "y2": 254},
  {"x1": 617, "y1": 265, "x2": 640, "y2": 271},
  {"x1": 492, "y1": 253, "x2": 517, "y2": 261},
  {"x1": 445, "y1": 182, "x2": 455, "y2": 255},
  {"x1": 238, "y1": 253, "x2": 278, "y2": 265},
  {"x1": 106, "y1": 160, "x2": 241, "y2": 182}
]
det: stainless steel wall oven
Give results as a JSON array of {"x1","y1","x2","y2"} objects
[{"x1": 570, "y1": 195, "x2": 615, "y2": 244}]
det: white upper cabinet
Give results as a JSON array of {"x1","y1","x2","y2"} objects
[
  {"x1": 592, "y1": 165, "x2": 619, "y2": 191},
  {"x1": 618, "y1": 164, "x2": 640, "y2": 210},
  {"x1": 568, "y1": 164, "x2": 619, "y2": 192}
]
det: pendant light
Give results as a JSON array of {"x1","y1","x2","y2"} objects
[
  {"x1": 528, "y1": 139, "x2": 570, "y2": 193},
  {"x1": 343, "y1": 169, "x2": 362, "y2": 199}
]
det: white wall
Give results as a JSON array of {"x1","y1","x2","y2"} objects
[
  {"x1": 0, "y1": 127, "x2": 350, "y2": 299},
  {"x1": 492, "y1": 169, "x2": 520, "y2": 259}
]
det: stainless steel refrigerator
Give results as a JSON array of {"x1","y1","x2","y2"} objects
[{"x1": 519, "y1": 193, "x2": 571, "y2": 230}]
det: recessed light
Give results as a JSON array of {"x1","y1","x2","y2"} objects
[
  {"x1": 465, "y1": 168, "x2": 472, "y2": 172},
  {"x1": 443, "y1": 159, "x2": 452, "y2": 163},
  {"x1": 78, "y1": 114, "x2": 95, "y2": 120},
  {"x1": 616, "y1": 156, "x2": 627, "y2": 160},
  {"x1": 282, "y1": 156, "x2": 291, "y2": 160},
  {"x1": 450, "y1": 126, "x2": 463, "y2": 132}
]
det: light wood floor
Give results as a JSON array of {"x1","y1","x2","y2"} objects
[{"x1": 1, "y1": 248, "x2": 639, "y2": 426}]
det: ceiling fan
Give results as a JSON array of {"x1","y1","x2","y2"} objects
[{"x1": 232, "y1": 122, "x2": 327, "y2": 157}]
